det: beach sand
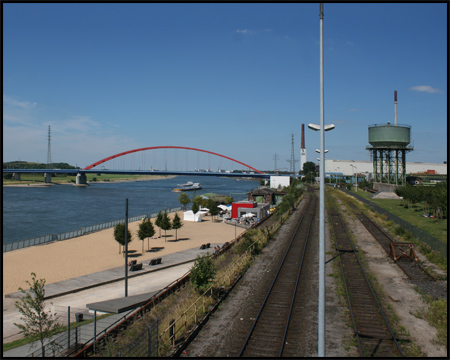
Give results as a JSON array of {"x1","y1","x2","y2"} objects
[{"x1": 3, "y1": 211, "x2": 245, "y2": 297}]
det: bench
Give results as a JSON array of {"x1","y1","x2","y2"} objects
[
  {"x1": 149, "y1": 258, "x2": 162, "y2": 266},
  {"x1": 206, "y1": 243, "x2": 210, "y2": 248},
  {"x1": 129, "y1": 263, "x2": 143, "y2": 271},
  {"x1": 200, "y1": 244, "x2": 207, "y2": 250}
]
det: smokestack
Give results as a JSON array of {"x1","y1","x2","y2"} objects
[
  {"x1": 301, "y1": 123, "x2": 305, "y2": 149},
  {"x1": 394, "y1": 90, "x2": 398, "y2": 126}
]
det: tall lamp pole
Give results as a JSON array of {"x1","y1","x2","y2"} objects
[
  {"x1": 318, "y1": 4, "x2": 325, "y2": 356},
  {"x1": 307, "y1": 4, "x2": 334, "y2": 356}
]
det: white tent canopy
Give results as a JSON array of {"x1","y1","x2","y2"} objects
[
  {"x1": 241, "y1": 213, "x2": 256, "y2": 218},
  {"x1": 183, "y1": 210, "x2": 208, "y2": 222}
]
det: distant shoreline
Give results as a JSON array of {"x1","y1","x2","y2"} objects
[{"x1": 2, "y1": 175, "x2": 177, "y2": 187}]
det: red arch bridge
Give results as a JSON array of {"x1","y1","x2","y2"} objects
[{"x1": 4, "y1": 146, "x2": 271, "y2": 184}]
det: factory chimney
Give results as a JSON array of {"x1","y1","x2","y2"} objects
[
  {"x1": 300, "y1": 123, "x2": 307, "y2": 173},
  {"x1": 394, "y1": 90, "x2": 398, "y2": 126},
  {"x1": 301, "y1": 124, "x2": 305, "y2": 149}
]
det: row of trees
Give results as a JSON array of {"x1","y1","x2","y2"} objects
[
  {"x1": 395, "y1": 182, "x2": 447, "y2": 219},
  {"x1": 113, "y1": 211, "x2": 183, "y2": 254},
  {"x1": 3, "y1": 161, "x2": 78, "y2": 170}
]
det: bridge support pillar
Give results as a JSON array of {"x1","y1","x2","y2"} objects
[
  {"x1": 44, "y1": 173, "x2": 52, "y2": 183},
  {"x1": 76, "y1": 173, "x2": 87, "y2": 185},
  {"x1": 13, "y1": 173, "x2": 21, "y2": 181}
]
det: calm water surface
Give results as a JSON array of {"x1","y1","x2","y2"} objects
[{"x1": 2, "y1": 176, "x2": 259, "y2": 244}]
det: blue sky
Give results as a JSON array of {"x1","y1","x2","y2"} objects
[{"x1": 3, "y1": 3, "x2": 447, "y2": 172}]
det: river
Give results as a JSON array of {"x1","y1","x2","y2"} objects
[{"x1": 2, "y1": 176, "x2": 260, "y2": 245}]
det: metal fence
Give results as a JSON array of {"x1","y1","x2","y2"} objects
[
  {"x1": 114, "y1": 319, "x2": 159, "y2": 357},
  {"x1": 26, "y1": 309, "x2": 135, "y2": 357},
  {"x1": 342, "y1": 189, "x2": 447, "y2": 258},
  {"x1": 3, "y1": 207, "x2": 182, "y2": 253}
]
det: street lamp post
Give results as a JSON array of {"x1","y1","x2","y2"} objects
[{"x1": 307, "y1": 5, "x2": 333, "y2": 356}]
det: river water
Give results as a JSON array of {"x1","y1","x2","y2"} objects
[{"x1": 2, "y1": 176, "x2": 260, "y2": 245}]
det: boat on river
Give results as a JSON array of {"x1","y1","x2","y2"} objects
[{"x1": 172, "y1": 182, "x2": 202, "y2": 192}]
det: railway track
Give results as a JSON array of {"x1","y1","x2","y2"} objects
[
  {"x1": 342, "y1": 198, "x2": 437, "y2": 283},
  {"x1": 328, "y1": 196, "x2": 404, "y2": 357},
  {"x1": 238, "y1": 192, "x2": 318, "y2": 357}
]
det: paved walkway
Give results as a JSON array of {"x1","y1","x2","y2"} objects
[{"x1": 3, "y1": 244, "x2": 220, "y2": 357}]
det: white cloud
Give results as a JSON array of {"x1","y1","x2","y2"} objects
[
  {"x1": 3, "y1": 95, "x2": 37, "y2": 109},
  {"x1": 409, "y1": 85, "x2": 442, "y2": 93}
]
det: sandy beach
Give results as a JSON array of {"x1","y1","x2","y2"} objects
[{"x1": 3, "y1": 210, "x2": 245, "y2": 297}]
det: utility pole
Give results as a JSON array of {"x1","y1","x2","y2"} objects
[
  {"x1": 286, "y1": 133, "x2": 299, "y2": 174},
  {"x1": 273, "y1": 153, "x2": 279, "y2": 171}
]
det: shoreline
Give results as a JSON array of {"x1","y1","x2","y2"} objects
[
  {"x1": 3, "y1": 210, "x2": 245, "y2": 296},
  {"x1": 3, "y1": 204, "x2": 184, "y2": 250},
  {"x1": 2, "y1": 175, "x2": 177, "y2": 187}
]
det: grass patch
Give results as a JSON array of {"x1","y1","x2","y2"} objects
[
  {"x1": 350, "y1": 190, "x2": 447, "y2": 243},
  {"x1": 426, "y1": 297, "x2": 447, "y2": 347}
]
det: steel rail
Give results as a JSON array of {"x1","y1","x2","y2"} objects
[
  {"x1": 238, "y1": 194, "x2": 317, "y2": 357},
  {"x1": 329, "y1": 196, "x2": 404, "y2": 357},
  {"x1": 345, "y1": 200, "x2": 436, "y2": 282},
  {"x1": 279, "y1": 197, "x2": 317, "y2": 356}
]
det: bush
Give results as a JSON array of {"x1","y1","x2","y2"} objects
[
  {"x1": 234, "y1": 230, "x2": 260, "y2": 255},
  {"x1": 190, "y1": 255, "x2": 216, "y2": 293},
  {"x1": 403, "y1": 231, "x2": 415, "y2": 242},
  {"x1": 393, "y1": 225, "x2": 406, "y2": 236}
]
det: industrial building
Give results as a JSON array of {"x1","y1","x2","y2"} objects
[{"x1": 324, "y1": 159, "x2": 447, "y2": 178}]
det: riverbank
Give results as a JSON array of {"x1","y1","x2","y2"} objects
[
  {"x1": 2, "y1": 175, "x2": 177, "y2": 187},
  {"x1": 3, "y1": 210, "x2": 245, "y2": 297}
]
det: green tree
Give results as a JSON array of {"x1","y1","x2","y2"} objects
[
  {"x1": 207, "y1": 198, "x2": 220, "y2": 222},
  {"x1": 160, "y1": 211, "x2": 172, "y2": 241},
  {"x1": 114, "y1": 223, "x2": 132, "y2": 254},
  {"x1": 274, "y1": 178, "x2": 303, "y2": 218},
  {"x1": 14, "y1": 273, "x2": 62, "y2": 357},
  {"x1": 223, "y1": 196, "x2": 234, "y2": 205},
  {"x1": 192, "y1": 201, "x2": 200, "y2": 214},
  {"x1": 137, "y1": 218, "x2": 155, "y2": 252},
  {"x1": 171, "y1": 213, "x2": 183, "y2": 240},
  {"x1": 302, "y1": 161, "x2": 316, "y2": 176},
  {"x1": 155, "y1": 211, "x2": 164, "y2": 238},
  {"x1": 178, "y1": 193, "x2": 190, "y2": 210},
  {"x1": 192, "y1": 195, "x2": 205, "y2": 214},
  {"x1": 190, "y1": 255, "x2": 216, "y2": 293}
]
